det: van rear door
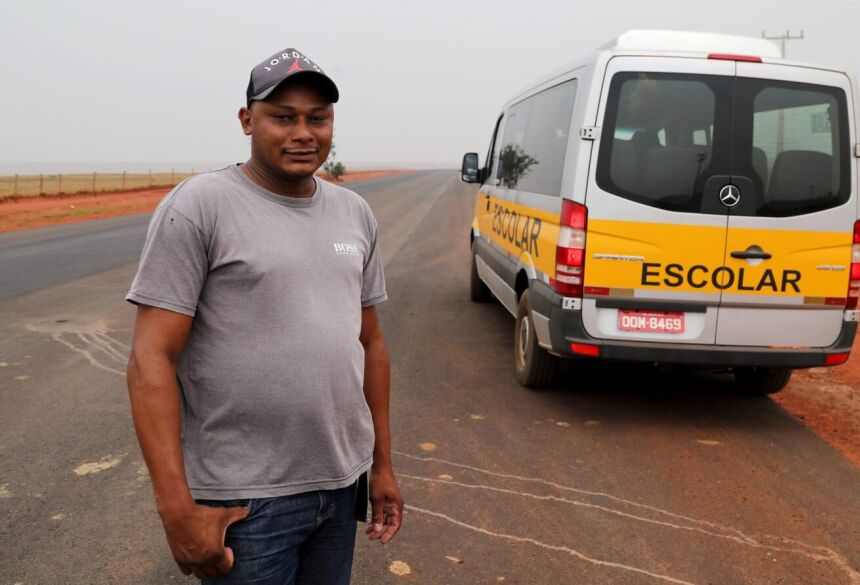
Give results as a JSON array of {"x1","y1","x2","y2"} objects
[
  {"x1": 582, "y1": 57, "x2": 735, "y2": 344},
  {"x1": 715, "y1": 63, "x2": 856, "y2": 347}
]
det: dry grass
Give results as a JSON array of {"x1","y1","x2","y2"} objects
[{"x1": 0, "y1": 172, "x2": 193, "y2": 199}]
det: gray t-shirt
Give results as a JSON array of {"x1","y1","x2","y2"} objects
[{"x1": 126, "y1": 165, "x2": 386, "y2": 499}]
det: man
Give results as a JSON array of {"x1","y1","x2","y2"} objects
[{"x1": 126, "y1": 48, "x2": 403, "y2": 584}]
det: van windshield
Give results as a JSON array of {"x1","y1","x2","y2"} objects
[{"x1": 596, "y1": 72, "x2": 850, "y2": 217}]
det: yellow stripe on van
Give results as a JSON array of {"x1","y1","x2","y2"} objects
[
  {"x1": 476, "y1": 194, "x2": 560, "y2": 277},
  {"x1": 585, "y1": 219, "x2": 851, "y2": 298}
]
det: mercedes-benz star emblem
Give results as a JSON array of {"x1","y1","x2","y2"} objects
[{"x1": 719, "y1": 184, "x2": 740, "y2": 207}]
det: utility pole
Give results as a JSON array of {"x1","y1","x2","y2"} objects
[
  {"x1": 761, "y1": 31, "x2": 804, "y2": 154},
  {"x1": 761, "y1": 30, "x2": 804, "y2": 59}
]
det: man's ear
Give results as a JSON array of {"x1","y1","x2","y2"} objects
[{"x1": 238, "y1": 106, "x2": 252, "y2": 136}]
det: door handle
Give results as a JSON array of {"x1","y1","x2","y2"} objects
[
  {"x1": 485, "y1": 193, "x2": 490, "y2": 211},
  {"x1": 731, "y1": 250, "x2": 772, "y2": 260}
]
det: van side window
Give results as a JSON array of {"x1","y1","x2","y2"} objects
[
  {"x1": 596, "y1": 72, "x2": 732, "y2": 213},
  {"x1": 497, "y1": 80, "x2": 577, "y2": 196},
  {"x1": 735, "y1": 80, "x2": 850, "y2": 217},
  {"x1": 484, "y1": 114, "x2": 503, "y2": 185}
]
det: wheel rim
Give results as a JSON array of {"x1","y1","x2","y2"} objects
[{"x1": 517, "y1": 313, "x2": 530, "y2": 367}]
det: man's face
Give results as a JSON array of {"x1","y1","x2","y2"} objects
[{"x1": 239, "y1": 78, "x2": 334, "y2": 179}]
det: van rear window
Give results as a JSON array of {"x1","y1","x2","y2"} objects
[
  {"x1": 597, "y1": 72, "x2": 851, "y2": 217},
  {"x1": 735, "y1": 80, "x2": 850, "y2": 217},
  {"x1": 596, "y1": 72, "x2": 733, "y2": 213}
]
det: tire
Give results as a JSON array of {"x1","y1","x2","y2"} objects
[
  {"x1": 470, "y1": 241, "x2": 493, "y2": 303},
  {"x1": 734, "y1": 366, "x2": 792, "y2": 395},
  {"x1": 514, "y1": 290, "x2": 559, "y2": 388}
]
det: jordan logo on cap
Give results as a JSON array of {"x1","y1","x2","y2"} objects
[{"x1": 287, "y1": 59, "x2": 303, "y2": 73}]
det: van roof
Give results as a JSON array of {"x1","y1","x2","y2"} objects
[
  {"x1": 503, "y1": 29, "x2": 853, "y2": 111},
  {"x1": 603, "y1": 30, "x2": 782, "y2": 59}
]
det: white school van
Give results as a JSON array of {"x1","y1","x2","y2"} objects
[{"x1": 461, "y1": 30, "x2": 859, "y2": 392}]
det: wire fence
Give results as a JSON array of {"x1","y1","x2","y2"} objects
[{"x1": 0, "y1": 170, "x2": 198, "y2": 200}]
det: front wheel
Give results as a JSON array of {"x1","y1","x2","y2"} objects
[
  {"x1": 514, "y1": 290, "x2": 559, "y2": 388},
  {"x1": 734, "y1": 366, "x2": 792, "y2": 395}
]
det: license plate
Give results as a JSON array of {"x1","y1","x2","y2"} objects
[{"x1": 618, "y1": 310, "x2": 685, "y2": 333}]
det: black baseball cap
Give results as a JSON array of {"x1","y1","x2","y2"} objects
[{"x1": 246, "y1": 48, "x2": 339, "y2": 106}]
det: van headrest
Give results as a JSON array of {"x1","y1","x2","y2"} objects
[
  {"x1": 768, "y1": 150, "x2": 834, "y2": 201},
  {"x1": 640, "y1": 146, "x2": 710, "y2": 199},
  {"x1": 610, "y1": 139, "x2": 639, "y2": 193}
]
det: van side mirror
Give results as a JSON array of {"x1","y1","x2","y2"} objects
[{"x1": 461, "y1": 152, "x2": 480, "y2": 183}]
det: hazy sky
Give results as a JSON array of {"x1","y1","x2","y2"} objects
[{"x1": 1, "y1": 0, "x2": 858, "y2": 171}]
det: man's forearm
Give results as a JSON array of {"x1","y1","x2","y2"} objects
[
  {"x1": 362, "y1": 335, "x2": 392, "y2": 468},
  {"x1": 127, "y1": 351, "x2": 194, "y2": 515}
]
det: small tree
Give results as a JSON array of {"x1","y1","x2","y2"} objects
[
  {"x1": 498, "y1": 144, "x2": 538, "y2": 189},
  {"x1": 323, "y1": 144, "x2": 346, "y2": 181}
]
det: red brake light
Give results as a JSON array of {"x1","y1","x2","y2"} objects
[
  {"x1": 847, "y1": 220, "x2": 860, "y2": 310},
  {"x1": 560, "y1": 200, "x2": 587, "y2": 229},
  {"x1": 552, "y1": 201, "x2": 588, "y2": 297},
  {"x1": 825, "y1": 352, "x2": 850, "y2": 366},
  {"x1": 708, "y1": 53, "x2": 762, "y2": 63},
  {"x1": 556, "y1": 247, "x2": 583, "y2": 266},
  {"x1": 571, "y1": 343, "x2": 601, "y2": 357}
]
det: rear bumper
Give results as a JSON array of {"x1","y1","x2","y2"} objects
[{"x1": 529, "y1": 280, "x2": 856, "y2": 368}]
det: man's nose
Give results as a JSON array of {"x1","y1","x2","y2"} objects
[{"x1": 291, "y1": 119, "x2": 314, "y2": 143}]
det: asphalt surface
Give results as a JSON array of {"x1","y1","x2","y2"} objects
[{"x1": 1, "y1": 170, "x2": 859, "y2": 584}]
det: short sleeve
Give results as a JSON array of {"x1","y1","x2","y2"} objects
[
  {"x1": 361, "y1": 215, "x2": 387, "y2": 307},
  {"x1": 125, "y1": 204, "x2": 209, "y2": 317}
]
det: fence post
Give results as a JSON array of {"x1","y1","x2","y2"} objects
[
  {"x1": 171, "y1": 168, "x2": 175, "y2": 183},
  {"x1": 58, "y1": 173, "x2": 63, "y2": 194},
  {"x1": 39, "y1": 173, "x2": 44, "y2": 195},
  {"x1": 92, "y1": 172, "x2": 97, "y2": 193},
  {"x1": 13, "y1": 174, "x2": 18, "y2": 196},
  {"x1": 122, "y1": 170, "x2": 126, "y2": 191},
  {"x1": 148, "y1": 169, "x2": 152, "y2": 187}
]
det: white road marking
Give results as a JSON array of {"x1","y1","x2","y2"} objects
[
  {"x1": 26, "y1": 321, "x2": 129, "y2": 377},
  {"x1": 395, "y1": 452, "x2": 860, "y2": 584},
  {"x1": 0, "y1": 483, "x2": 11, "y2": 498},
  {"x1": 51, "y1": 333, "x2": 126, "y2": 377},
  {"x1": 74, "y1": 455, "x2": 124, "y2": 476},
  {"x1": 388, "y1": 560, "x2": 412, "y2": 577},
  {"x1": 406, "y1": 504, "x2": 698, "y2": 585}
]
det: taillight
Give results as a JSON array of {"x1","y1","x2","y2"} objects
[
  {"x1": 552, "y1": 200, "x2": 587, "y2": 297},
  {"x1": 825, "y1": 352, "x2": 850, "y2": 366},
  {"x1": 847, "y1": 220, "x2": 860, "y2": 310}
]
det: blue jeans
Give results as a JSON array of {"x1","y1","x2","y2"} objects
[{"x1": 199, "y1": 483, "x2": 358, "y2": 585}]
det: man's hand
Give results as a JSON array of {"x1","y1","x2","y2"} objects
[
  {"x1": 365, "y1": 465, "x2": 403, "y2": 544},
  {"x1": 160, "y1": 503, "x2": 248, "y2": 579}
]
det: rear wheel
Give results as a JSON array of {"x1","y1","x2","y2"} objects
[
  {"x1": 514, "y1": 290, "x2": 559, "y2": 388},
  {"x1": 734, "y1": 366, "x2": 792, "y2": 395},
  {"x1": 470, "y1": 241, "x2": 492, "y2": 303}
]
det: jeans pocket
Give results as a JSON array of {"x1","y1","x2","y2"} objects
[{"x1": 196, "y1": 498, "x2": 252, "y2": 511}]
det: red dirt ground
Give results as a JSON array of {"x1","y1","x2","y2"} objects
[
  {"x1": 0, "y1": 170, "x2": 413, "y2": 233},
  {"x1": 774, "y1": 334, "x2": 860, "y2": 468}
]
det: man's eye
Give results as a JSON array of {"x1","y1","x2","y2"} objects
[{"x1": 275, "y1": 115, "x2": 294, "y2": 122}]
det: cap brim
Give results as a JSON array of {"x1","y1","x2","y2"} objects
[{"x1": 252, "y1": 70, "x2": 339, "y2": 104}]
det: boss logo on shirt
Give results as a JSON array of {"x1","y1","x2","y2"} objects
[{"x1": 333, "y1": 243, "x2": 360, "y2": 256}]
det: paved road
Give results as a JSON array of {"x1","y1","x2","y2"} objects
[
  {"x1": 1, "y1": 171, "x2": 859, "y2": 584},
  {"x1": 0, "y1": 172, "x2": 424, "y2": 302}
]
